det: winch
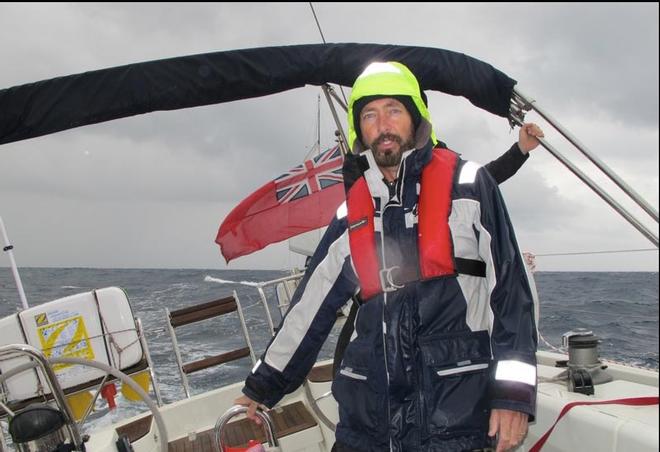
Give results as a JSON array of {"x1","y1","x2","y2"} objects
[
  {"x1": 8, "y1": 404, "x2": 73, "y2": 452},
  {"x1": 554, "y1": 328, "x2": 613, "y2": 395}
]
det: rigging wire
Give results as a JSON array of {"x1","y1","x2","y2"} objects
[
  {"x1": 552, "y1": 308, "x2": 656, "y2": 320},
  {"x1": 309, "y1": 2, "x2": 327, "y2": 44},
  {"x1": 309, "y1": 2, "x2": 350, "y2": 106},
  {"x1": 533, "y1": 248, "x2": 657, "y2": 257}
]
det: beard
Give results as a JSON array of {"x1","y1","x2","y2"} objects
[{"x1": 370, "y1": 132, "x2": 415, "y2": 168}]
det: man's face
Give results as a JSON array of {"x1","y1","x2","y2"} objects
[{"x1": 359, "y1": 98, "x2": 415, "y2": 168}]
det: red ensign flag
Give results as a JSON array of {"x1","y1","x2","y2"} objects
[{"x1": 216, "y1": 146, "x2": 345, "y2": 262}]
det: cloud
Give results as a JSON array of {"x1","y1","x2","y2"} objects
[
  {"x1": 0, "y1": 3, "x2": 657, "y2": 270},
  {"x1": 499, "y1": 3, "x2": 659, "y2": 128}
]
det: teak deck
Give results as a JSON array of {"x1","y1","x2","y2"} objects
[{"x1": 115, "y1": 401, "x2": 318, "y2": 451}]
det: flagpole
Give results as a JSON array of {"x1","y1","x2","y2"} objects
[
  {"x1": 317, "y1": 94, "x2": 321, "y2": 151},
  {"x1": 322, "y1": 84, "x2": 350, "y2": 155}
]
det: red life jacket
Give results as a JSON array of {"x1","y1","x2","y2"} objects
[{"x1": 346, "y1": 147, "x2": 458, "y2": 300}]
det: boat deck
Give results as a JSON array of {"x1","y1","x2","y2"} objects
[{"x1": 114, "y1": 401, "x2": 318, "y2": 451}]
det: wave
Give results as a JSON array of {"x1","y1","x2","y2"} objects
[{"x1": 204, "y1": 275, "x2": 261, "y2": 287}]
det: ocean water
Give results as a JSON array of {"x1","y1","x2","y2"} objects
[{"x1": 0, "y1": 268, "x2": 657, "y2": 429}]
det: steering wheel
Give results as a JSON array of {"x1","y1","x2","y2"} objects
[{"x1": 49, "y1": 357, "x2": 169, "y2": 452}]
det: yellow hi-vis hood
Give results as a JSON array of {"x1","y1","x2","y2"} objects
[{"x1": 347, "y1": 61, "x2": 436, "y2": 152}]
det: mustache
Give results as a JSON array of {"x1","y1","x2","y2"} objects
[{"x1": 371, "y1": 133, "x2": 404, "y2": 148}]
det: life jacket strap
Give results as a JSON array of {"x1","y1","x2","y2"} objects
[
  {"x1": 455, "y1": 257, "x2": 486, "y2": 277},
  {"x1": 377, "y1": 257, "x2": 486, "y2": 293}
]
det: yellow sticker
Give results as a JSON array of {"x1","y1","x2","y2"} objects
[
  {"x1": 34, "y1": 313, "x2": 48, "y2": 327},
  {"x1": 38, "y1": 316, "x2": 95, "y2": 371}
]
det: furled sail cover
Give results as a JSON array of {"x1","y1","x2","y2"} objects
[{"x1": 0, "y1": 43, "x2": 516, "y2": 145}]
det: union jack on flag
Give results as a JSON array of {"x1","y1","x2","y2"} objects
[{"x1": 274, "y1": 146, "x2": 344, "y2": 203}]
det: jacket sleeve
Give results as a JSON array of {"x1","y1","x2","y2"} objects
[
  {"x1": 484, "y1": 143, "x2": 529, "y2": 185},
  {"x1": 474, "y1": 167, "x2": 538, "y2": 419},
  {"x1": 243, "y1": 214, "x2": 358, "y2": 407}
]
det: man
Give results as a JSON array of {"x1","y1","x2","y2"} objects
[{"x1": 236, "y1": 61, "x2": 539, "y2": 452}]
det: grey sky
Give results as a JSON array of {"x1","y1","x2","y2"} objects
[{"x1": 0, "y1": 2, "x2": 658, "y2": 271}]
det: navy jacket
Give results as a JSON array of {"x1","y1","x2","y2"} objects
[{"x1": 244, "y1": 141, "x2": 537, "y2": 451}]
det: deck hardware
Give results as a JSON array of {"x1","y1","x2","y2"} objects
[{"x1": 214, "y1": 404, "x2": 280, "y2": 452}]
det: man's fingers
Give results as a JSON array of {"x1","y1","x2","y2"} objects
[
  {"x1": 490, "y1": 409, "x2": 528, "y2": 451},
  {"x1": 523, "y1": 123, "x2": 544, "y2": 137},
  {"x1": 530, "y1": 124, "x2": 544, "y2": 138},
  {"x1": 516, "y1": 416, "x2": 529, "y2": 445},
  {"x1": 496, "y1": 413, "x2": 514, "y2": 452},
  {"x1": 488, "y1": 409, "x2": 499, "y2": 437},
  {"x1": 518, "y1": 122, "x2": 545, "y2": 153},
  {"x1": 246, "y1": 402, "x2": 262, "y2": 425},
  {"x1": 233, "y1": 395, "x2": 264, "y2": 425},
  {"x1": 527, "y1": 123, "x2": 544, "y2": 138}
]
